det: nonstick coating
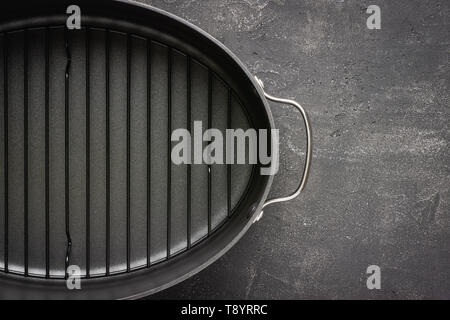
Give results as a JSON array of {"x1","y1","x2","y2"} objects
[{"x1": 0, "y1": 0, "x2": 275, "y2": 299}]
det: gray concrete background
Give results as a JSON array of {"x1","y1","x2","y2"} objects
[{"x1": 138, "y1": 0, "x2": 449, "y2": 299}]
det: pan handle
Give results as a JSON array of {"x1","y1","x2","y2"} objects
[{"x1": 254, "y1": 77, "x2": 312, "y2": 213}]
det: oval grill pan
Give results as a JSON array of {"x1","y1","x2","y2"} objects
[{"x1": 0, "y1": 0, "x2": 274, "y2": 299}]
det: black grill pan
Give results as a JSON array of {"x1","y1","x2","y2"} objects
[{"x1": 0, "y1": 0, "x2": 311, "y2": 299}]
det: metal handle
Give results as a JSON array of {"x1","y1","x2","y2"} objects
[{"x1": 255, "y1": 77, "x2": 312, "y2": 211}]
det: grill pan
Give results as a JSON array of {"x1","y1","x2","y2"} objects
[{"x1": 0, "y1": 0, "x2": 311, "y2": 299}]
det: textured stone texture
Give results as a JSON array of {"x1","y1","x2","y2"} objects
[{"x1": 138, "y1": 0, "x2": 449, "y2": 299}]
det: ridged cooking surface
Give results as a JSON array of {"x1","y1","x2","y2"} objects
[{"x1": 0, "y1": 26, "x2": 254, "y2": 278}]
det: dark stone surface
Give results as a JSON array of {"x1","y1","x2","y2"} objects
[{"x1": 138, "y1": 0, "x2": 449, "y2": 299}]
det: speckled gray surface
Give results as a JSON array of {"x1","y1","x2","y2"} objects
[{"x1": 137, "y1": 0, "x2": 449, "y2": 299}]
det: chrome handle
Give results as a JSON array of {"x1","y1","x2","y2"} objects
[{"x1": 255, "y1": 77, "x2": 312, "y2": 212}]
